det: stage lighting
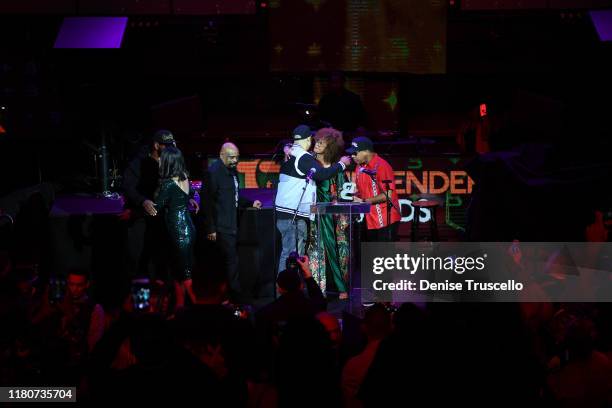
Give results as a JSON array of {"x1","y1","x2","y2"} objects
[
  {"x1": 54, "y1": 17, "x2": 128, "y2": 49},
  {"x1": 590, "y1": 10, "x2": 612, "y2": 42}
]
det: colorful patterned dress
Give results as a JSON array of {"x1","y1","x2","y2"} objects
[{"x1": 308, "y1": 171, "x2": 350, "y2": 295}]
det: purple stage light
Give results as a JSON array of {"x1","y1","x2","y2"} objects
[
  {"x1": 54, "y1": 17, "x2": 128, "y2": 49},
  {"x1": 590, "y1": 10, "x2": 612, "y2": 42}
]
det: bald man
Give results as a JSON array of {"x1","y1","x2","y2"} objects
[{"x1": 201, "y1": 143, "x2": 261, "y2": 300}]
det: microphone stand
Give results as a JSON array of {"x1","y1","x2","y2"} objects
[
  {"x1": 292, "y1": 175, "x2": 311, "y2": 254},
  {"x1": 381, "y1": 179, "x2": 400, "y2": 241}
]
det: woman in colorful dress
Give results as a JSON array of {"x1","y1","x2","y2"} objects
[{"x1": 308, "y1": 128, "x2": 350, "y2": 299}]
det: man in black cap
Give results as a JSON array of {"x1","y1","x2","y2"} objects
[
  {"x1": 122, "y1": 130, "x2": 198, "y2": 277},
  {"x1": 123, "y1": 130, "x2": 176, "y2": 218},
  {"x1": 274, "y1": 125, "x2": 351, "y2": 273},
  {"x1": 347, "y1": 136, "x2": 401, "y2": 241}
]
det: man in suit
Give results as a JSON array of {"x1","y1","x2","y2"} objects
[
  {"x1": 122, "y1": 130, "x2": 198, "y2": 278},
  {"x1": 201, "y1": 142, "x2": 262, "y2": 300}
]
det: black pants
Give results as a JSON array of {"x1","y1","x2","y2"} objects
[
  {"x1": 126, "y1": 216, "x2": 168, "y2": 278},
  {"x1": 217, "y1": 231, "x2": 240, "y2": 295},
  {"x1": 365, "y1": 222, "x2": 399, "y2": 242}
]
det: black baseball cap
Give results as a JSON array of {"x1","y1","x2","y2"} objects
[
  {"x1": 346, "y1": 136, "x2": 374, "y2": 154},
  {"x1": 292, "y1": 124, "x2": 314, "y2": 141},
  {"x1": 153, "y1": 129, "x2": 176, "y2": 145}
]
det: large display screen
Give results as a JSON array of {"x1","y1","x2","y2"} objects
[{"x1": 269, "y1": 0, "x2": 446, "y2": 73}]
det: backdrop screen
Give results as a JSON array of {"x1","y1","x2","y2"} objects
[{"x1": 269, "y1": 0, "x2": 446, "y2": 73}]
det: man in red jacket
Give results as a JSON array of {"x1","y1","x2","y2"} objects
[{"x1": 348, "y1": 136, "x2": 401, "y2": 241}]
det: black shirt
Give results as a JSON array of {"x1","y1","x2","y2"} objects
[
  {"x1": 122, "y1": 147, "x2": 160, "y2": 213},
  {"x1": 201, "y1": 159, "x2": 253, "y2": 235}
]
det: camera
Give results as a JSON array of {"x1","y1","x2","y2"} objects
[
  {"x1": 285, "y1": 251, "x2": 301, "y2": 273},
  {"x1": 285, "y1": 251, "x2": 307, "y2": 274}
]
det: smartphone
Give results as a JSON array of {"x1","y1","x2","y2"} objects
[{"x1": 131, "y1": 278, "x2": 151, "y2": 311}]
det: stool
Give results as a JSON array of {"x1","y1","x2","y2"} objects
[{"x1": 411, "y1": 200, "x2": 440, "y2": 242}]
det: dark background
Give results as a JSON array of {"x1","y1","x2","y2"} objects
[{"x1": 0, "y1": 1, "x2": 611, "y2": 196}]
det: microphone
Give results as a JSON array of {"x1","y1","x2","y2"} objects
[
  {"x1": 360, "y1": 168, "x2": 377, "y2": 177},
  {"x1": 306, "y1": 168, "x2": 317, "y2": 181}
]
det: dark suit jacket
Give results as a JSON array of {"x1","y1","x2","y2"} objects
[
  {"x1": 201, "y1": 159, "x2": 253, "y2": 235},
  {"x1": 122, "y1": 148, "x2": 160, "y2": 215}
]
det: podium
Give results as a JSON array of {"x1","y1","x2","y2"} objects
[
  {"x1": 310, "y1": 202, "x2": 371, "y2": 216},
  {"x1": 310, "y1": 202, "x2": 370, "y2": 303}
]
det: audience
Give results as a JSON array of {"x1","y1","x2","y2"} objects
[
  {"x1": 256, "y1": 255, "x2": 326, "y2": 329},
  {"x1": 275, "y1": 316, "x2": 341, "y2": 408},
  {"x1": 546, "y1": 316, "x2": 612, "y2": 407},
  {"x1": 317, "y1": 312, "x2": 343, "y2": 350},
  {"x1": 172, "y1": 262, "x2": 258, "y2": 406},
  {"x1": 342, "y1": 304, "x2": 391, "y2": 408},
  {"x1": 358, "y1": 303, "x2": 433, "y2": 407},
  {"x1": 90, "y1": 313, "x2": 221, "y2": 403},
  {"x1": 34, "y1": 269, "x2": 105, "y2": 353},
  {"x1": 1, "y1": 243, "x2": 611, "y2": 407}
]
